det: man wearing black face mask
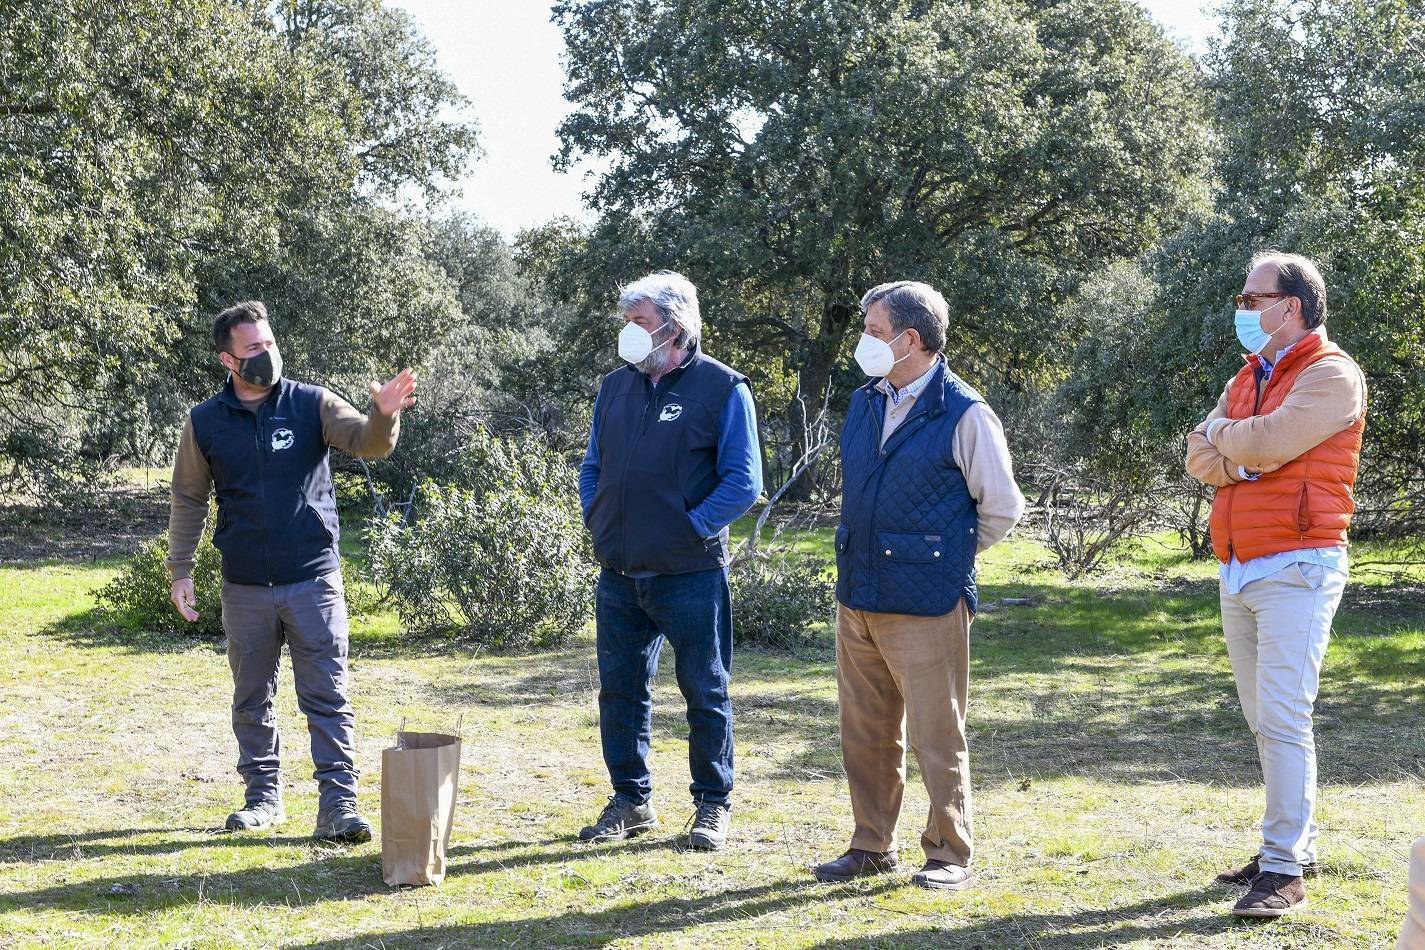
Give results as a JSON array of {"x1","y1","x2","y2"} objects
[{"x1": 166, "y1": 300, "x2": 417, "y2": 842}]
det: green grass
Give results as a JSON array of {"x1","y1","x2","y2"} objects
[{"x1": 1, "y1": 524, "x2": 1422, "y2": 948}]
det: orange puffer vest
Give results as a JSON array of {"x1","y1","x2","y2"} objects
[{"x1": 1209, "y1": 331, "x2": 1366, "y2": 563}]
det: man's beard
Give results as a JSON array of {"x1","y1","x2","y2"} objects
[{"x1": 636, "y1": 343, "x2": 676, "y2": 376}]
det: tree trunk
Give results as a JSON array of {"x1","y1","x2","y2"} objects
[{"x1": 782, "y1": 299, "x2": 855, "y2": 501}]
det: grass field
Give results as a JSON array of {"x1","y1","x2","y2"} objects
[{"x1": 1, "y1": 496, "x2": 1421, "y2": 948}]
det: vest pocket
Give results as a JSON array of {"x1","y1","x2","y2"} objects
[
  {"x1": 877, "y1": 530, "x2": 949, "y2": 564},
  {"x1": 303, "y1": 501, "x2": 337, "y2": 546},
  {"x1": 1297, "y1": 483, "x2": 1311, "y2": 533},
  {"x1": 835, "y1": 523, "x2": 849, "y2": 556}
]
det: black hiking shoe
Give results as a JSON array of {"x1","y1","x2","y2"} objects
[
  {"x1": 686, "y1": 800, "x2": 731, "y2": 852},
  {"x1": 313, "y1": 799, "x2": 372, "y2": 844},
  {"x1": 224, "y1": 798, "x2": 285, "y2": 832},
  {"x1": 578, "y1": 794, "x2": 657, "y2": 842},
  {"x1": 811, "y1": 848, "x2": 899, "y2": 883}
]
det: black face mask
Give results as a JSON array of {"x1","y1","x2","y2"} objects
[{"x1": 228, "y1": 346, "x2": 283, "y2": 388}]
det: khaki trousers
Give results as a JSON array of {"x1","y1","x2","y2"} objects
[
  {"x1": 1400, "y1": 835, "x2": 1425, "y2": 949},
  {"x1": 836, "y1": 599, "x2": 972, "y2": 866},
  {"x1": 1220, "y1": 562, "x2": 1344, "y2": 876}
]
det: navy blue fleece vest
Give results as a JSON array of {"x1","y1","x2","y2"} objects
[
  {"x1": 586, "y1": 349, "x2": 747, "y2": 575},
  {"x1": 190, "y1": 377, "x2": 340, "y2": 586},
  {"x1": 836, "y1": 361, "x2": 983, "y2": 615}
]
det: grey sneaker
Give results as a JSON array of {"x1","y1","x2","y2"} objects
[
  {"x1": 686, "y1": 800, "x2": 730, "y2": 852},
  {"x1": 225, "y1": 798, "x2": 285, "y2": 832},
  {"x1": 578, "y1": 794, "x2": 657, "y2": 842},
  {"x1": 313, "y1": 799, "x2": 372, "y2": 844}
]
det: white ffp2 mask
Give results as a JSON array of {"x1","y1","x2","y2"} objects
[
  {"x1": 853, "y1": 330, "x2": 909, "y2": 377},
  {"x1": 618, "y1": 320, "x2": 671, "y2": 364}
]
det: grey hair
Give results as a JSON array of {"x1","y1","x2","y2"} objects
[
  {"x1": 1249, "y1": 250, "x2": 1328, "y2": 329},
  {"x1": 617, "y1": 270, "x2": 702, "y2": 350},
  {"x1": 859, "y1": 281, "x2": 948, "y2": 353}
]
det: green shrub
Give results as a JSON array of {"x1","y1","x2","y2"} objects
[
  {"x1": 96, "y1": 521, "x2": 226, "y2": 638},
  {"x1": 730, "y1": 547, "x2": 833, "y2": 648},
  {"x1": 367, "y1": 428, "x2": 594, "y2": 649}
]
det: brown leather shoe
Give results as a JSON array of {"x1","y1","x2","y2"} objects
[
  {"x1": 911, "y1": 860, "x2": 974, "y2": 891},
  {"x1": 1215, "y1": 854, "x2": 1319, "y2": 886},
  {"x1": 811, "y1": 848, "x2": 898, "y2": 883},
  {"x1": 1231, "y1": 871, "x2": 1307, "y2": 917}
]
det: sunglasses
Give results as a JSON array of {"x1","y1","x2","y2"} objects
[{"x1": 1233, "y1": 292, "x2": 1288, "y2": 309}]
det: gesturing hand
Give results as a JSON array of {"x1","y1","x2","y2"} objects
[
  {"x1": 1245, "y1": 460, "x2": 1285, "y2": 477},
  {"x1": 370, "y1": 368, "x2": 418, "y2": 417}
]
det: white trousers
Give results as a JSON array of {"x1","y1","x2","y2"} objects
[
  {"x1": 1400, "y1": 835, "x2": 1425, "y2": 949},
  {"x1": 1220, "y1": 561, "x2": 1345, "y2": 876}
]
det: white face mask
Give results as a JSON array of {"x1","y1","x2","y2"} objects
[
  {"x1": 853, "y1": 329, "x2": 909, "y2": 378},
  {"x1": 618, "y1": 320, "x2": 671, "y2": 365}
]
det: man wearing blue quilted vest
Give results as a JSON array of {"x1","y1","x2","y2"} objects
[{"x1": 812, "y1": 281, "x2": 1024, "y2": 891}]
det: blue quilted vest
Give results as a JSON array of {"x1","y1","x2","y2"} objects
[
  {"x1": 190, "y1": 377, "x2": 341, "y2": 586},
  {"x1": 836, "y1": 360, "x2": 983, "y2": 615}
]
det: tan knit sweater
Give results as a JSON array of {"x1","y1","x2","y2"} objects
[{"x1": 1185, "y1": 335, "x2": 1366, "y2": 488}]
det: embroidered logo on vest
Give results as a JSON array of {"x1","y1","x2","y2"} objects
[
  {"x1": 271, "y1": 428, "x2": 295, "y2": 451},
  {"x1": 659, "y1": 404, "x2": 683, "y2": 422}
]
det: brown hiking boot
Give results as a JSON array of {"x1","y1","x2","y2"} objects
[
  {"x1": 811, "y1": 848, "x2": 898, "y2": 883},
  {"x1": 1215, "y1": 854, "x2": 1318, "y2": 886},
  {"x1": 1232, "y1": 871, "x2": 1307, "y2": 917}
]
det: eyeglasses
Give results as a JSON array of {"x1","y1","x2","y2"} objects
[{"x1": 1233, "y1": 292, "x2": 1287, "y2": 309}]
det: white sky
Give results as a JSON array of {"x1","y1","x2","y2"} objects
[{"x1": 388, "y1": 0, "x2": 1219, "y2": 237}]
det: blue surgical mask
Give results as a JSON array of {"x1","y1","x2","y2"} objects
[{"x1": 1233, "y1": 299, "x2": 1288, "y2": 354}]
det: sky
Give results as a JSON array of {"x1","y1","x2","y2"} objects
[{"x1": 388, "y1": 0, "x2": 1220, "y2": 237}]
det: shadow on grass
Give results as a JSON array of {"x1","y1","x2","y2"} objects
[
  {"x1": 284, "y1": 882, "x2": 1233, "y2": 949},
  {"x1": 39, "y1": 605, "x2": 223, "y2": 655},
  {"x1": 292, "y1": 878, "x2": 905, "y2": 949},
  {"x1": 803, "y1": 884, "x2": 1245, "y2": 949},
  {"x1": 0, "y1": 826, "x2": 431, "y2": 863},
  {"x1": 0, "y1": 834, "x2": 704, "y2": 917}
]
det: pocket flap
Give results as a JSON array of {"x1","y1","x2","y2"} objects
[{"x1": 877, "y1": 530, "x2": 947, "y2": 564}]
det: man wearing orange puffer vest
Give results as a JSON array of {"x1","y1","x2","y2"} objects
[{"x1": 1186, "y1": 250, "x2": 1367, "y2": 919}]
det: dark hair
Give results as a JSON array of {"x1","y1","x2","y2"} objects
[
  {"x1": 859, "y1": 281, "x2": 948, "y2": 353},
  {"x1": 1250, "y1": 251, "x2": 1328, "y2": 329},
  {"x1": 212, "y1": 301, "x2": 269, "y2": 352}
]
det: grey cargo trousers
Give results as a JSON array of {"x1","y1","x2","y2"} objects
[{"x1": 220, "y1": 571, "x2": 358, "y2": 811}]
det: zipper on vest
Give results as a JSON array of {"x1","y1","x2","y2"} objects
[
  {"x1": 614, "y1": 377, "x2": 664, "y2": 574},
  {"x1": 252, "y1": 402, "x2": 273, "y2": 586}
]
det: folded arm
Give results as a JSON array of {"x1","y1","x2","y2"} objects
[
  {"x1": 1205, "y1": 357, "x2": 1366, "y2": 467},
  {"x1": 1185, "y1": 383, "x2": 1245, "y2": 488}
]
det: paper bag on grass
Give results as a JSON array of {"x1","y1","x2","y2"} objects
[{"x1": 381, "y1": 730, "x2": 461, "y2": 886}]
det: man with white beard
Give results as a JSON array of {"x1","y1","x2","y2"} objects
[{"x1": 576, "y1": 271, "x2": 761, "y2": 853}]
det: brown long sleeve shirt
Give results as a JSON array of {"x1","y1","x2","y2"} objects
[{"x1": 165, "y1": 388, "x2": 401, "y2": 580}]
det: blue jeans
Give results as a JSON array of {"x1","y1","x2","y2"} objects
[{"x1": 595, "y1": 567, "x2": 734, "y2": 806}]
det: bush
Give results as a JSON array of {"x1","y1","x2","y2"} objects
[
  {"x1": 96, "y1": 519, "x2": 225, "y2": 638},
  {"x1": 730, "y1": 547, "x2": 834, "y2": 649},
  {"x1": 367, "y1": 428, "x2": 595, "y2": 649}
]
